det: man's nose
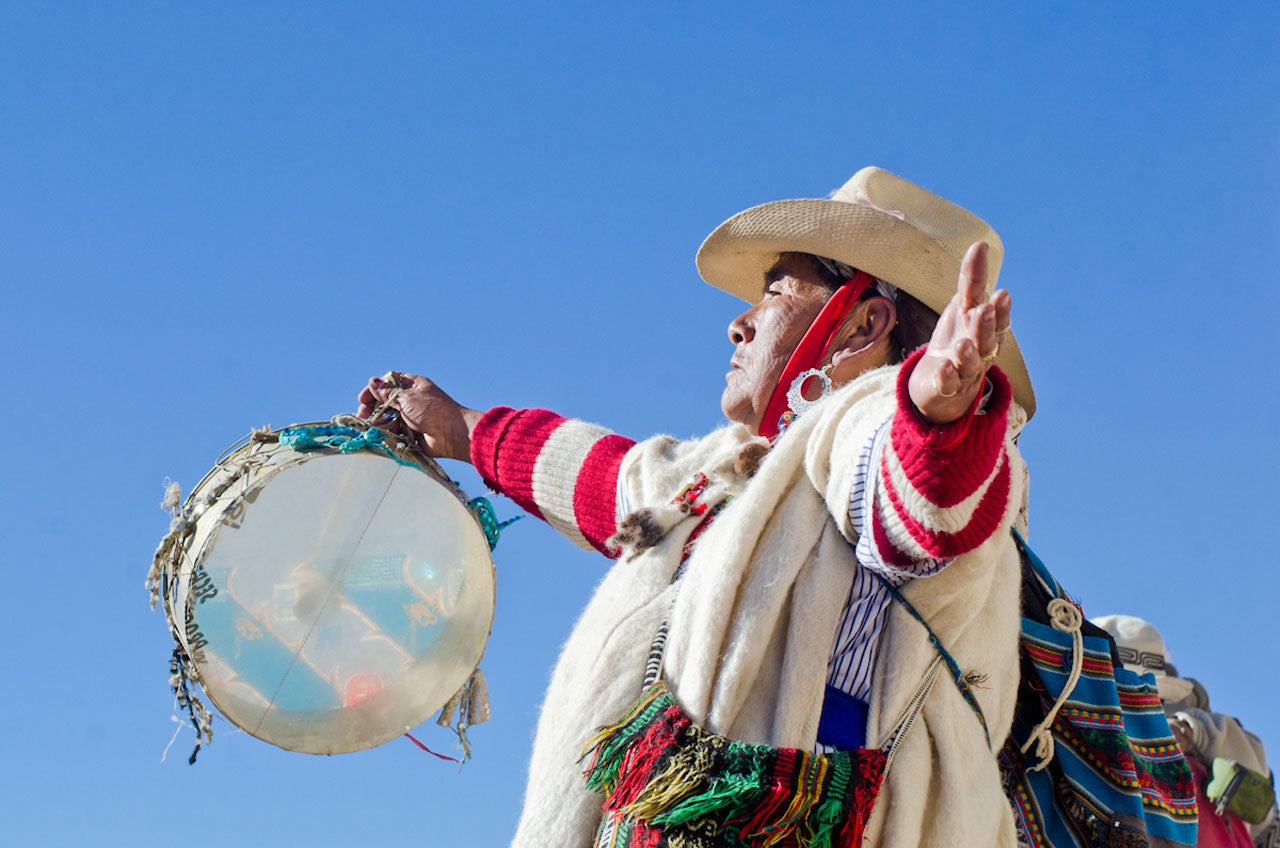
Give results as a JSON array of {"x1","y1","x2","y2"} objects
[{"x1": 728, "y1": 312, "x2": 754, "y2": 345}]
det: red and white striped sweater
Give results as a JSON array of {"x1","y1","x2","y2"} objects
[{"x1": 471, "y1": 349, "x2": 1013, "y2": 569}]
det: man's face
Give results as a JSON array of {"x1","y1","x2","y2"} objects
[{"x1": 721, "y1": 254, "x2": 833, "y2": 433}]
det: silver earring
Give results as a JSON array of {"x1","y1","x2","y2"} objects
[{"x1": 786, "y1": 366, "x2": 833, "y2": 418}]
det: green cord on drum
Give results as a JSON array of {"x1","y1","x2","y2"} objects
[
  {"x1": 279, "y1": 424, "x2": 388, "y2": 454},
  {"x1": 469, "y1": 497, "x2": 521, "y2": 551}
]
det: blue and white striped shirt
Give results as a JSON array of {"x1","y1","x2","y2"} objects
[{"x1": 827, "y1": 420, "x2": 949, "y2": 705}]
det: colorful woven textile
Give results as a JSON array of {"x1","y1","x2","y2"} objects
[
  {"x1": 582, "y1": 681, "x2": 886, "y2": 848},
  {"x1": 1001, "y1": 533, "x2": 1198, "y2": 848}
]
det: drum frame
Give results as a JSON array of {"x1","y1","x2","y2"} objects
[{"x1": 148, "y1": 418, "x2": 497, "y2": 759}]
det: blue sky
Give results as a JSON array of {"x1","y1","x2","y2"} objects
[{"x1": 1, "y1": 3, "x2": 1277, "y2": 845}]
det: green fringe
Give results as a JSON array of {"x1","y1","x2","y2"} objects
[
  {"x1": 582, "y1": 685, "x2": 673, "y2": 795},
  {"x1": 586, "y1": 681, "x2": 884, "y2": 847},
  {"x1": 649, "y1": 736, "x2": 769, "y2": 826},
  {"x1": 804, "y1": 755, "x2": 853, "y2": 848},
  {"x1": 655, "y1": 773, "x2": 764, "y2": 826}
]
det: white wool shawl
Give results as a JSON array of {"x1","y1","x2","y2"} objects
[{"x1": 511, "y1": 364, "x2": 1025, "y2": 847}]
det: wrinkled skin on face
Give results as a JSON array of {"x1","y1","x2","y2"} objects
[{"x1": 721, "y1": 254, "x2": 833, "y2": 433}]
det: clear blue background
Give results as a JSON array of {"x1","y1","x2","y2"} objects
[{"x1": 1, "y1": 3, "x2": 1276, "y2": 845}]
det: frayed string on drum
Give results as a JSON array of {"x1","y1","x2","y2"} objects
[{"x1": 436, "y1": 668, "x2": 491, "y2": 762}]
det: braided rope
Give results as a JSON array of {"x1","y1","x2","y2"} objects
[{"x1": 1020, "y1": 598, "x2": 1084, "y2": 771}]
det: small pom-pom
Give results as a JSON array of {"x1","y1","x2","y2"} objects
[
  {"x1": 608, "y1": 508, "x2": 668, "y2": 556},
  {"x1": 734, "y1": 442, "x2": 770, "y2": 479}
]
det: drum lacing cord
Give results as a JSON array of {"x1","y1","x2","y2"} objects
[{"x1": 1020, "y1": 598, "x2": 1084, "y2": 772}]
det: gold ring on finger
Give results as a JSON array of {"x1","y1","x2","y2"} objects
[
  {"x1": 981, "y1": 343, "x2": 1000, "y2": 364},
  {"x1": 932, "y1": 372, "x2": 960, "y2": 399}
]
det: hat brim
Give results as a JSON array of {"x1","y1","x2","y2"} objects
[
  {"x1": 1156, "y1": 675, "x2": 1195, "y2": 705},
  {"x1": 696, "y1": 198, "x2": 1036, "y2": 418}
]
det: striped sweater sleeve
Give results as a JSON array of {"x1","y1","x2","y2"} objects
[
  {"x1": 870, "y1": 347, "x2": 1014, "y2": 567},
  {"x1": 469, "y1": 407, "x2": 636, "y2": 557}
]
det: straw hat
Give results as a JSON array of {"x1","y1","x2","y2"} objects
[
  {"x1": 696, "y1": 167, "x2": 1035, "y2": 418},
  {"x1": 1092, "y1": 614, "x2": 1195, "y2": 704}
]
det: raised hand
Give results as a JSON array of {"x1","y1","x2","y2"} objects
[
  {"x1": 908, "y1": 242, "x2": 1012, "y2": 425},
  {"x1": 356, "y1": 372, "x2": 481, "y2": 462}
]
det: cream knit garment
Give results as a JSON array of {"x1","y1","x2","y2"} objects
[{"x1": 511, "y1": 364, "x2": 1026, "y2": 847}]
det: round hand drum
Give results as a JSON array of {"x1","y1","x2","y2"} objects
[{"x1": 151, "y1": 424, "x2": 496, "y2": 755}]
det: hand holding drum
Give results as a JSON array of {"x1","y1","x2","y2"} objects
[{"x1": 357, "y1": 373, "x2": 483, "y2": 463}]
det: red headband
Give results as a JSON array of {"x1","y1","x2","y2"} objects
[{"x1": 756, "y1": 271, "x2": 876, "y2": 440}]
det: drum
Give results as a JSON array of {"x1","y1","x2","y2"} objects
[{"x1": 148, "y1": 420, "x2": 497, "y2": 756}]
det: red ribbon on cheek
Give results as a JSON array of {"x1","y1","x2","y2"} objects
[{"x1": 755, "y1": 271, "x2": 876, "y2": 440}]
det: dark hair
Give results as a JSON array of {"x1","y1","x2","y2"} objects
[{"x1": 780, "y1": 252, "x2": 938, "y2": 362}]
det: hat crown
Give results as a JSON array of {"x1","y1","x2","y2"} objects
[
  {"x1": 831, "y1": 167, "x2": 1004, "y2": 286},
  {"x1": 1092, "y1": 614, "x2": 1171, "y2": 676}
]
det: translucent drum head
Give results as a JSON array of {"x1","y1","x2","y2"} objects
[{"x1": 171, "y1": 437, "x2": 495, "y2": 754}]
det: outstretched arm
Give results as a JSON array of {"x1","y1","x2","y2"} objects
[
  {"x1": 865, "y1": 241, "x2": 1018, "y2": 568},
  {"x1": 357, "y1": 375, "x2": 634, "y2": 556}
]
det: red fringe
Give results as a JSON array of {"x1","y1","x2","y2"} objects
[
  {"x1": 837, "y1": 750, "x2": 888, "y2": 846},
  {"x1": 732, "y1": 747, "x2": 800, "y2": 843},
  {"x1": 605, "y1": 705, "x2": 690, "y2": 812}
]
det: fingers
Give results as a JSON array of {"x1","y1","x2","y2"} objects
[
  {"x1": 931, "y1": 355, "x2": 963, "y2": 399},
  {"x1": 353, "y1": 371, "x2": 477, "y2": 461},
  {"x1": 971, "y1": 302, "x2": 998, "y2": 364},
  {"x1": 972, "y1": 289, "x2": 1011, "y2": 363},
  {"x1": 991, "y1": 288, "x2": 1012, "y2": 333},
  {"x1": 356, "y1": 379, "x2": 384, "y2": 418},
  {"x1": 957, "y1": 288, "x2": 1011, "y2": 366},
  {"x1": 925, "y1": 314, "x2": 990, "y2": 394},
  {"x1": 959, "y1": 242, "x2": 989, "y2": 311},
  {"x1": 955, "y1": 243, "x2": 1010, "y2": 359},
  {"x1": 357, "y1": 374, "x2": 407, "y2": 420},
  {"x1": 953, "y1": 335, "x2": 987, "y2": 383}
]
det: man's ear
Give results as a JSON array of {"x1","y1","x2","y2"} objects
[{"x1": 829, "y1": 296, "x2": 897, "y2": 373}]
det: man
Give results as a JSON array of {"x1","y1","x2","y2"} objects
[{"x1": 361, "y1": 167, "x2": 1034, "y2": 845}]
